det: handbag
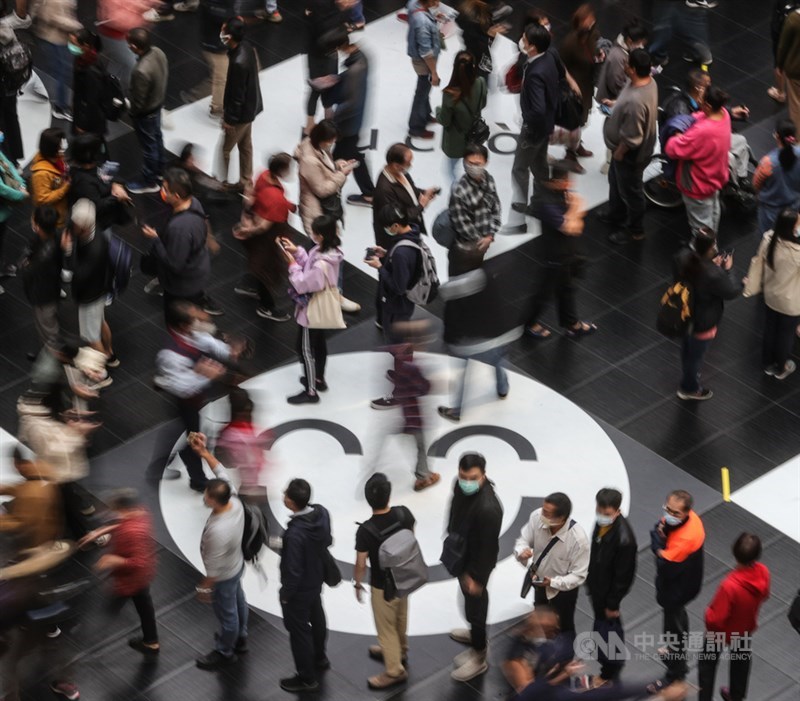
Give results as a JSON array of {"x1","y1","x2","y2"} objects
[
  {"x1": 743, "y1": 253, "x2": 765, "y2": 298},
  {"x1": 520, "y1": 519, "x2": 575, "y2": 598},
  {"x1": 322, "y1": 548, "x2": 342, "y2": 587},
  {"x1": 319, "y1": 193, "x2": 344, "y2": 222},
  {"x1": 306, "y1": 261, "x2": 346, "y2": 329},
  {"x1": 555, "y1": 80, "x2": 583, "y2": 131},
  {"x1": 466, "y1": 116, "x2": 490, "y2": 145},
  {"x1": 440, "y1": 531, "x2": 468, "y2": 577}
]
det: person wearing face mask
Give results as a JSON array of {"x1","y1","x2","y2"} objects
[
  {"x1": 30, "y1": 128, "x2": 70, "y2": 228},
  {"x1": 650, "y1": 489, "x2": 705, "y2": 686},
  {"x1": 443, "y1": 452, "x2": 503, "y2": 682},
  {"x1": 585, "y1": 488, "x2": 638, "y2": 686},
  {"x1": 69, "y1": 28, "x2": 109, "y2": 148},
  {"x1": 406, "y1": 0, "x2": 443, "y2": 139},
  {"x1": 596, "y1": 20, "x2": 648, "y2": 109},
  {"x1": 513, "y1": 492, "x2": 589, "y2": 644}
]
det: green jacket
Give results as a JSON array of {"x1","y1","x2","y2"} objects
[
  {"x1": 0, "y1": 150, "x2": 26, "y2": 223},
  {"x1": 438, "y1": 77, "x2": 487, "y2": 158}
]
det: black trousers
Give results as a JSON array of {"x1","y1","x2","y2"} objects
[
  {"x1": 146, "y1": 395, "x2": 208, "y2": 489},
  {"x1": 592, "y1": 609, "x2": 626, "y2": 680},
  {"x1": 0, "y1": 93, "x2": 23, "y2": 163},
  {"x1": 109, "y1": 586, "x2": 158, "y2": 644},
  {"x1": 662, "y1": 605, "x2": 690, "y2": 682},
  {"x1": 511, "y1": 128, "x2": 550, "y2": 207},
  {"x1": 333, "y1": 134, "x2": 374, "y2": 196},
  {"x1": 762, "y1": 304, "x2": 799, "y2": 372},
  {"x1": 608, "y1": 157, "x2": 646, "y2": 237},
  {"x1": 528, "y1": 263, "x2": 578, "y2": 329},
  {"x1": 296, "y1": 325, "x2": 327, "y2": 390},
  {"x1": 698, "y1": 645, "x2": 752, "y2": 701},
  {"x1": 281, "y1": 588, "x2": 327, "y2": 682},
  {"x1": 459, "y1": 577, "x2": 489, "y2": 651},
  {"x1": 534, "y1": 586, "x2": 579, "y2": 639}
]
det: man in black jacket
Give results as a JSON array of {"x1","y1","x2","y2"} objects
[
  {"x1": 220, "y1": 16, "x2": 263, "y2": 190},
  {"x1": 445, "y1": 452, "x2": 503, "y2": 682},
  {"x1": 586, "y1": 488, "x2": 638, "y2": 684},
  {"x1": 279, "y1": 479, "x2": 332, "y2": 694}
]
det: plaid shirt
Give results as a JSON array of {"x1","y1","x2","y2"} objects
[{"x1": 449, "y1": 172, "x2": 502, "y2": 243}]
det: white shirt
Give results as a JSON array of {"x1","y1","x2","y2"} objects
[{"x1": 513, "y1": 507, "x2": 590, "y2": 600}]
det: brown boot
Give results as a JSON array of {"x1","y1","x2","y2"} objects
[
  {"x1": 367, "y1": 671, "x2": 408, "y2": 689},
  {"x1": 414, "y1": 472, "x2": 441, "y2": 492}
]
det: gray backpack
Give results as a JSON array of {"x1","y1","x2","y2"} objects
[
  {"x1": 389, "y1": 239, "x2": 440, "y2": 305},
  {"x1": 363, "y1": 517, "x2": 428, "y2": 601}
]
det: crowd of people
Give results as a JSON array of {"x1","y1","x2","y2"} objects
[{"x1": 0, "y1": 0, "x2": 798, "y2": 699}]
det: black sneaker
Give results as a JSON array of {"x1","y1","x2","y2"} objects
[
  {"x1": 316, "y1": 656, "x2": 331, "y2": 670},
  {"x1": 438, "y1": 406, "x2": 461, "y2": 422},
  {"x1": 129, "y1": 637, "x2": 160, "y2": 655},
  {"x1": 0, "y1": 263, "x2": 17, "y2": 277},
  {"x1": 202, "y1": 299, "x2": 224, "y2": 316},
  {"x1": 279, "y1": 675, "x2": 320, "y2": 693},
  {"x1": 347, "y1": 194, "x2": 373, "y2": 208},
  {"x1": 196, "y1": 650, "x2": 237, "y2": 670},
  {"x1": 370, "y1": 396, "x2": 399, "y2": 410},
  {"x1": 287, "y1": 390, "x2": 320, "y2": 405},
  {"x1": 234, "y1": 636, "x2": 248, "y2": 654}
]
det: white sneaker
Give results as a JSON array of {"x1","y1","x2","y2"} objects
[
  {"x1": 450, "y1": 650, "x2": 488, "y2": 681},
  {"x1": 340, "y1": 295, "x2": 361, "y2": 313},
  {"x1": 774, "y1": 359, "x2": 796, "y2": 381},
  {"x1": 449, "y1": 628, "x2": 471, "y2": 645},
  {"x1": 174, "y1": 1, "x2": 199, "y2": 11},
  {"x1": 143, "y1": 8, "x2": 175, "y2": 22},
  {"x1": 3, "y1": 12, "x2": 32, "y2": 29}
]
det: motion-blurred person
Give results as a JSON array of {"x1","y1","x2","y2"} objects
[
  {"x1": 279, "y1": 215, "x2": 343, "y2": 404},
  {"x1": 70, "y1": 28, "x2": 109, "y2": 147},
  {"x1": 777, "y1": 5, "x2": 800, "y2": 133},
  {"x1": 438, "y1": 52, "x2": 487, "y2": 186},
  {"x1": 514, "y1": 492, "x2": 589, "y2": 641},
  {"x1": 97, "y1": 0, "x2": 158, "y2": 89},
  {"x1": 1, "y1": 0, "x2": 32, "y2": 28},
  {"x1": 234, "y1": 152, "x2": 295, "y2": 321},
  {"x1": 182, "y1": 0, "x2": 229, "y2": 119},
  {"x1": 406, "y1": 0, "x2": 442, "y2": 139},
  {"x1": 455, "y1": 0, "x2": 509, "y2": 81},
  {"x1": 753, "y1": 120, "x2": 800, "y2": 233},
  {"x1": 30, "y1": 127, "x2": 70, "y2": 228},
  {"x1": 20, "y1": 207, "x2": 63, "y2": 352},
  {"x1": 444, "y1": 452, "x2": 503, "y2": 682},
  {"x1": 302, "y1": 1, "x2": 342, "y2": 134},
  {"x1": 220, "y1": 16, "x2": 263, "y2": 191},
  {"x1": 586, "y1": 488, "x2": 637, "y2": 685},
  {"x1": 146, "y1": 300, "x2": 243, "y2": 490},
  {"x1": 78, "y1": 489, "x2": 159, "y2": 655},
  {"x1": 525, "y1": 162, "x2": 596, "y2": 339},
  {"x1": 0, "y1": 128, "x2": 27, "y2": 282},
  {"x1": 648, "y1": 0, "x2": 712, "y2": 66},
  {"x1": 0, "y1": 25, "x2": 28, "y2": 164},
  {"x1": 698, "y1": 533, "x2": 770, "y2": 701}
]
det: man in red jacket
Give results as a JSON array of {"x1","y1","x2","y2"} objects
[{"x1": 698, "y1": 532, "x2": 770, "y2": 701}]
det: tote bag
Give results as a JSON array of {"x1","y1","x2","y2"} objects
[{"x1": 306, "y1": 261, "x2": 346, "y2": 329}]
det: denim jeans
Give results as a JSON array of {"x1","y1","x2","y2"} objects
[
  {"x1": 449, "y1": 346, "x2": 509, "y2": 416},
  {"x1": 408, "y1": 69, "x2": 433, "y2": 135},
  {"x1": 133, "y1": 111, "x2": 165, "y2": 186},
  {"x1": 680, "y1": 334, "x2": 712, "y2": 393},
  {"x1": 608, "y1": 157, "x2": 646, "y2": 236},
  {"x1": 649, "y1": 0, "x2": 711, "y2": 64},
  {"x1": 39, "y1": 40, "x2": 72, "y2": 111},
  {"x1": 213, "y1": 566, "x2": 248, "y2": 657}
]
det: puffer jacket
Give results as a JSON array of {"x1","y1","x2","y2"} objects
[
  {"x1": 294, "y1": 138, "x2": 346, "y2": 235},
  {"x1": 757, "y1": 231, "x2": 800, "y2": 316},
  {"x1": 30, "y1": 153, "x2": 69, "y2": 227},
  {"x1": 288, "y1": 244, "x2": 343, "y2": 327}
]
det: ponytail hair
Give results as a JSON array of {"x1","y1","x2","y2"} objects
[
  {"x1": 766, "y1": 208, "x2": 799, "y2": 270},
  {"x1": 776, "y1": 119, "x2": 797, "y2": 172}
]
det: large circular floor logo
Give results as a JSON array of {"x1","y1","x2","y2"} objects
[{"x1": 160, "y1": 351, "x2": 629, "y2": 635}]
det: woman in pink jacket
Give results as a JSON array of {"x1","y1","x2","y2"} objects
[
  {"x1": 665, "y1": 85, "x2": 732, "y2": 237},
  {"x1": 279, "y1": 214, "x2": 343, "y2": 405}
]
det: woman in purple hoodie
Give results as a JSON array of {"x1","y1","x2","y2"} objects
[{"x1": 279, "y1": 214, "x2": 343, "y2": 405}]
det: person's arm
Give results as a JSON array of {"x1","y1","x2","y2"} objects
[
  {"x1": 377, "y1": 247, "x2": 415, "y2": 296},
  {"x1": 521, "y1": 72, "x2": 546, "y2": 126},
  {"x1": 146, "y1": 221, "x2": 199, "y2": 276},
  {"x1": 664, "y1": 124, "x2": 701, "y2": 161},
  {"x1": 549, "y1": 534, "x2": 590, "y2": 591},
  {"x1": 128, "y1": 66, "x2": 148, "y2": 116},
  {"x1": 752, "y1": 155, "x2": 773, "y2": 192},
  {"x1": 617, "y1": 102, "x2": 648, "y2": 153},
  {"x1": 438, "y1": 93, "x2": 454, "y2": 127},
  {"x1": 32, "y1": 171, "x2": 69, "y2": 206},
  {"x1": 514, "y1": 512, "x2": 536, "y2": 562},
  {"x1": 154, "y1": 349, "x2": 214, "y2": 398},
  {"x1": 289, "y1": 259, "x2": 333, "y2": 295},
  {"x1": 605, "y1": 537, "x2": 638, "y2": 612},
  {"x1": 708, "y1": 264, "x2": 744, "y2": 300},
  {"x1": 303, "y1": 157, "x2": 347, "y2": 199},
  {"x1": 279, "y1": 532, "x2": 304, "y2": 603},
  {"x1": 704, "y1": 580, "x2": 732, "y2": 632},
  {"x1": 223, "y1": 60, "x2": 247, "y2": 125},
  {"x1": 353, "y1": 550, "x2": 368, "y2": 602},
  {"x1": 467, "y1": 503, "x2": 502, "y2": 584}
]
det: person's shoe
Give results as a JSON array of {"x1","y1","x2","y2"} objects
[
  {"x1": 371, "y1": 396, "x2": 399, "y2": 410},
  {"x1": 408, "y1": 130, "x2": 435, "y2": 140},
  {"x1": 143, "y1": 8, "x2": 175, "y2": 22},
  {"x1": 767, "y1": 86, "x2": 787, "y2": 104},
  {"x1": 368, "y1": 645, "x2": 408, "y2": 664},
  {"x1": 414, "y1": 472, "x2": 441, "y2": 492},
  {"x1": 596, "y1": 208, "x2": 622, "y2": 226},
  {"x1": 196, "y1": 650, "x2": 237, "y2": 670},
  {"x1": 719, "y1": 687, "x2": 732, "y2": 701},
  {"x1": 686, "y1": 0, "x2": 718, "y2": 7},
  {"x1": 51, "y1": 106, "x2": 73, "y2": 122},
  {"x1": 368, "y1": 671, "x2": 408, "y2": 689},
  {"x1": 4, "y1": 12, "x2": 32, "y2": 29},
  {"x1": 764, "y1": 364, "x2": 777, "y2": 376},
  {"x1": 609, "y1": 230, "x2": 644, "y2": 245},
  {"x1": 126, "y1": 181, "x2": 161, "y2": 194},
  {"x1": 163, "y1": 467, "x2": 181, "y2": 480},
  {"x1": 438, "y1": 406, "x2": 461, "y2": 422},
  {"x1": 575, "y1": 143, "x2": 594, "y2": 158},
  {"x1": 0, "y1": 283, "x2": 4, "y2": 295},
  {"x1": 347, "y1": 193, "x2": 373, "y2": 208},
  {"x1": 223, "y1": 181, "x2": 245, "y2": 193},
  {"x1": 129, "y1": 638, "x2": 160, "y2": 655},
  {"x1": 340, "y1": 296, "x2": 361, "y2": 313},
  {"x1": 564, "y1": 151, "x2": 586, "y2": 174},
  {"x1": 49, "y1": 681, "x2": 79, "y2": 700},
  {"x1": 106, "y1": 354, "x2": 120, "y2": 368},
  {"x1": 500, "y1": 223, "x2": 527, "y2": 235},
  {"x1": 449, "y1": 628, "x2": 472, "y2": 645},
  {"x1": 288, "y1": 390, "x2": 320, "y2": 405},
  {"x1": 773, "y1": 359, "x2": 796, "y2": 380},
  {"x1": 498, "y1": 388, "x2": 508, "y2": 399},
  {"x1": 453, "y1": 646, "x2": 477, "y2": 668},
  {"x1": 316, "y1": 656, "x2": 331, "y2": 670},
  {"x1": 279, "y1": 675, "x2": 319, "y2": 693},
  {"x1": 202, "y1": 299, "x2": 224, "y2": 316},
  {"x1": 189, "y1": 482, "x2": 208, "y2": 493},
  {"x1": 0, "y1": 263, "x2": 16, "y2": 277},
  {"x1": 511, "y1": 201, "x2": 533, "y2": 215},
  {"x1": 46, "y1": 626, "x2": 62, "y2": 638},
  {"x1": 300, "y1": 376, "x2": 328, "y2": 392},
  {"x1": 143, "y1": 278, "x2": 162, "y2": 295},
  {"x1": 234, "y1": 285, "x2": 260, "y2": 299},
  {"x1": 676, "y1": 388, "x2": 714, "y2": 401},
  {"x1": 682, "y1": 52, "x2": 713, "y2": 64},
  {"x1": 256, "y1": 306, "x2": 291, "y2": 321},
  {"x1": 173, "y1": 1, "x2": 200, "y2": 11},
  {"x1": 264, "y1": 10, "x2": 284, "y2": 23},
  {"x1": 88, "y1": 376, "x2": 113, "y2": 391},
  {"x1": 451, "y1": 649, "x2": 488, "y2": 681},
  {"x1": 234, "y1": 636, "x2": 248, "y2": 654}
]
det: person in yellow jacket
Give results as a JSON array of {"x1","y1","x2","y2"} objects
[{"x1": 30, "y1": 127, "x2": 70, "y2": 227}]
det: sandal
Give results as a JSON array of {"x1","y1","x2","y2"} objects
[
  {"x1": 767, "y1": 86, "x2": 786, "y2": 104},
  {"x1": 565, "y1": 322, "x2": 597, "y2": 338},
  {"x1": 525, "y1": 325, "x2": 552, "y2": 339}
]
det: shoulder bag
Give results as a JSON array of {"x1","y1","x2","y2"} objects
[
  {"x1": 520, "y1": 519, "x2": 575, "y2": 599},
  {"x1": 306, "y1": 260, "x2": 346, "y2": 329}
]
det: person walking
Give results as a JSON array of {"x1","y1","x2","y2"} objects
[
  {"x1": 753, "y1": 120, "x2": 800, "y2": 233},
  {"x1": 190, "y1": 0, "x2": 230, "y2": 119},
  {"x1": 602, "y1": 49, "x2": 658, "y2": 245},
  {"x1": 777, "y1": 7, "x2": 800, "y2": 133},
  {"x1": 353, "y1": 473, "x2": 416, "y2": 689},
  {"x1": 650, "y1": 489, "x2": 705, "y2": 685},
  {"x1": 97, "y1": 0, "x2": 158, "y2": 90},
  {"x1": 586, "y1": 488, "x2": 638, "y2": 685},
  {"x1": 698, "y1": 533, "x2": 770, "y2": 701},
  {"x1": 406, "y1": 0, "x2": 442, "y2": 139},
  {"x1": 278, "y1": 478, "x2": 332, "y2": 693},
  {"x1": 0, "y1": 24, "x2": 27, "y2": 165},
  {"x1": 279, "y1": 214, "x2": 343, "y2": 405},
  {"x1": 438, "y1": 51, "x2": 487, "y2": 185},
  {"x1": 303, "y1": 0, "x2": 343, "y2": 135},
  {"x1": 126, "y1": 27, "x2": 168, "y2": 194},
  {"x1": 444, "y1": 452, "x2": 503, "y2": 682},
  {"x1": 70, "y1": 29, "x2": 109, "y2": 146},
  {"x1": 220, "y1": 16, "x2": 263, "y2": 190},
  {"x1": 745, "y1": 208, "x2": 800, "y2": 380},
  {"x1": 648, "y1": 0, "x2": 712, "y2": 67}
]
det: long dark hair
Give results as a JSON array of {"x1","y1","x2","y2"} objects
[
  {"x1": 682, "y1": 228, "x2": 717, "y2": 282},
  {"x1": 766, "y1": 208, "x2": 799, "y2": 270},
  {"x1": 444, "y1": 51, "x2": 477, "y2": 103},
  {"x1": 776, "y1": 119, "x2": 798, "y2": 172},
  {"x1": 311, "y1": 214, "x2": 341, "y2": 251}
]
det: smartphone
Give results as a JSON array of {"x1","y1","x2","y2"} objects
[
  {"x1": 365, "y1": 247, "x2": 377, "y2": 259},
  {"x1": 599, "y1": 103, "x2": 612, "y2": 116},
  {"x1": 723, "y1": 248, "x2": 735, "y2": 258},
  {"x1": 531, "y1": 577, "x2": 545, "y2": 585},
  {"x1": 187, "y1": 431, "x2": 199, "y2": 444},
  {"x1": 432, "y1": 187, "x2": 442, "y2": 195}
]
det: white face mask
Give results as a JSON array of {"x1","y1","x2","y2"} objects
[
  {"x1": 464, "y1": 163, "x2": 485, "y2": 180},
  {"x1": 219, "y1": 33, "x2": 231, "y2": 46},
  {"x1": 518, "y1": 38, "x2": 527, "y2": 54}
]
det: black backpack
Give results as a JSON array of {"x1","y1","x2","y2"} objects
[
  {"x1": 657, "y1": 280, "x2": 693, "y2": 338},
  {"x1": 100, "y1": 73, "x2": 126, "y2": 121},
  {"x1": 0, "y1": 39, "x2": 31, "y2": 94},
  {"x1": 241, "y1": 501, "x2": 268, "y2": 563}
]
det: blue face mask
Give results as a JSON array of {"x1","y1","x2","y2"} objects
[
  {"x1": 458, "y1": 478, "x2": 480, "y2": 496},
  {"x1": 596, "y1": 513, "x2": 615, "y2": 527},
  {"x1": 67, "y1": 43, "x2": 83, "y2": 57},
  {"x1": 663, "y1": 511, "x2": 683, "y2": 527},
  {"x1": 0, "y1": 133, "x2": 4, "y2": 145}
]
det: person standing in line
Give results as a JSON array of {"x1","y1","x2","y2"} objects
[
  {"x1": 650, "y1": 489, "x2": 705, "y2": 685},
  {"x1": 220, "y1": 16, "x2": 263, "y2": 191},
  {"x1": 698, "y1": 533, "x2": 770, "y2": 701},
  {"x1": 186, "y1": 0, "x2": 230, "y2": 119},
  {"x1": 353, "y1": 472, "x2": 416, "y2": 689},
  {"x1": 753, "y1": 120, "x2": 800, "y2": 234},
  {"x1": 0, "y1": 25, "x2": 28, "y2": 165},
  {"x1": 601, "y1": 48, "x2": 658, "y2": 245},
  {"x1": 125, "y1": 27, "x2": 168, "y2": 194},
  {"x1": 278, "y1": 478, "x2": 332, "y2": 693},
  {"x1": 777, "y1": 7, "x2": 800, "y2": 133},
  {"x1": 514, "y1": 492, "x2": 589, "y2": 642},
  {"x1": 445, "y1": 452, "x2": 503, "y2": 682},
  {"x1": 586, "y1": 488, "x2": 638, "y2": 686},
  {"x1": 595, "y1": 19, "x2": 648, "y2": 109},
  {"x1": 647, "y1": 0, "x2": 712, "y2": 67},
  {"x1": 30, "y1": 128, "x2": 70, "y2": 227},
  {"x1": 406, "y1": 0, "x2": 442, "y2": 140}
]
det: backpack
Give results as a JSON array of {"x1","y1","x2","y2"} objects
[
  {"x1": 431, "y1": 209, "x2": 456, "y2": 249},
  {"x1": 390, "y1": 239, "x2": 440, "y2": 305},
  {"x1": 0, "y1": 39, "x2": 31, "y2": 94},
  {"x1": 241, "y1": 500, "x2": 268, "y2": 563},
  {"x1": 362, "y1": 515, "x2": 428, "y2": 601},
  {"x1": 657, "y1": 280, "x2": 693, "y2": 338},
  {"x1": 103, "y1": 230, "x2": 132, "y2": 299},
  {"x1": 100, "y1": 73, "x2": 126, "y2": 121}
]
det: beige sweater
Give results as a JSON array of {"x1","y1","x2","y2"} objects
[
  {"x1": 758, "y1": 233, "x2": 800, "y2": 316},
  {"x1": 294, "y1": 138, "x2": 346, "y2": 236},
  {"x1": 32, "y1": 0, "x2": 82, "y2": 46}
]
